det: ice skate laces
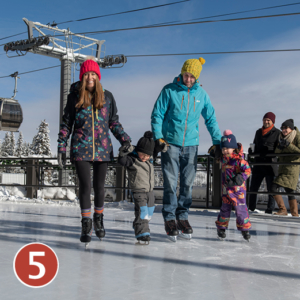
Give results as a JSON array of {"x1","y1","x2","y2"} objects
[
  {"x1": 82, "y1": 219, "x2": 92, "y2": 234},
  {"x1": 178, "y1": 220, "x2": 191, "y2": 230}
]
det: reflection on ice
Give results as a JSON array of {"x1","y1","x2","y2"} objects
[{"x1": 0, "y1": 202, "x2": 299, "y2": 300}]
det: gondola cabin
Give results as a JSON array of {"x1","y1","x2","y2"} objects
[{"x1": 0, "y1": 98, "x2": 23, "y2": 131}]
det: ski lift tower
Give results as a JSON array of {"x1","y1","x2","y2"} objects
[{"x1": 4, "y1": 18, "x2": 127, "y2": 185}]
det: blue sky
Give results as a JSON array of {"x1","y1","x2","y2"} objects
[{"x1": 1, "y1": 0, "x2": 300, "y2": 155}]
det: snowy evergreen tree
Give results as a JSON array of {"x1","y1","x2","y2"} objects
[
  {"x1": 15, "y1": 132, "x2": 25, "y2": 157},
  {"x1": 1, "y1": 132, "x2": 11, "y2": 157},
  {"x1": 24, "y1": 142, "x2": 30, "y2": 156},
  {"x1": 9, "y1": 132, "x2": 15, "y2": 156},
  {"x1": 31, "y1": 120, "x2": 52, "y2": 156}
]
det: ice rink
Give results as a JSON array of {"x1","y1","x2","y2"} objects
[{"x1": 0, "y1": 201, "x2": 300, "y2": 300}]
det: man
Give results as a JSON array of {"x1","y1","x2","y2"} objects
[
  {"x1": 248, "y1": 112, "x2": 280, "y2": 213},
  {"x1": 151, "y1": 57, "x2": 221, "y2": 241}
]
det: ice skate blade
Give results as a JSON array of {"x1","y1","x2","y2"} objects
[
  {"x1": 85, "y1": 243, "x2": 89, "y2": 249},
  {"x1": 135, "y1": 241, "x2": 150, "y2": 246},
  {"x1": 167, "y1": 235, "x2": 177, "y2": 242},
  {"x1": 217, "y1": 236, "x2": 225, "y2": 241},
  {"x1": 178, "y1": 232, "x2": 192, "y2": 240}
]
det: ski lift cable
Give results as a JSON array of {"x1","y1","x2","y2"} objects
[
  {"x1": 75, "y1": 11, "x2": 300, "y2": 37},
  {"x1": 1, "y1": 48, "x2": 300, "y2": 79},
  {"x1": 0, "y1": 65, "x2": 60, "y2": 79},
  {"x1": 0, "y1": 1, "x2": 299, "y2": 42},
  {"x1": 150, "y1": 1, "x2": 300, "y2": 26},
  {"x1": 56, "y1": 0, "x2": 190, "y2": 25}
]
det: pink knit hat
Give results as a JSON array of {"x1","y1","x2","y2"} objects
[{"x1": 79, "y1": 60, "x2": 101, "y2": 81}]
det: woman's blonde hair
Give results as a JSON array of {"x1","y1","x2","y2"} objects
[{"x1": 76, "y1": 57, "x2": 105, "y2": 109}]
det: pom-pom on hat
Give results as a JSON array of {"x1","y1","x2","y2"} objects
[
  {"x1": 220, "y1": 130, "x2": 238, "y2": 149},
  {"x1": 263, "y1": 112, "x2": 276, "y2": 124},
  {"x1": 181, "y1": 57, "x2": 206, "y2": 80},
  {"x1": 136, "y1": 131, "x2": 155, "y2": 156},
  {"x1": 281, "y1": 119, "x2": 294, "y2": 130},
  {"x1": 79, "y1": 59, "x2": 101, "y2": 81}
]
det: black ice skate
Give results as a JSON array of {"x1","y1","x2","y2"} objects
[
  {"x1": 217, "y1": 229, "x2": 226, "y2": 241},
  {"x1": 177, "y1": 219, "x2": 193, "y2": 240},
  {"x1": 93, "y1": 213, "x2": 105, "y2": 239},
  {"x1": 242, "y1": 231, "x2": 251, "y2": 242},
  {"x1": 165, "y1": 220, "x2": 179, "y2": 242},
  {"x1": 136, "y1": 235, "x2": 151, "y2": 245},
  {"x1": 80, "y1": 218, "x2": 93, "y2": 248}
]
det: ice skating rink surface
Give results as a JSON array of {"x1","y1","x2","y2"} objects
[{"x1": 0, "y1": 201, "x2": 299, "y2": 300}]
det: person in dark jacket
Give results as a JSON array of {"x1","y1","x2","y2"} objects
[
  {"x1": 248, "y1": 112, "x2": 280, "y2": 213},
  {"x1": 57, "y1": 57, "x2": 131, "y2": 245},
  {"x1": 271, "y1": 119, "x2": 300, "y2": 217},
  {"x1": 118, "y1": 131, "x2": 155, "y2": 244}
]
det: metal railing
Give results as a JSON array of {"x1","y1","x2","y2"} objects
[
  {"x1": 246, "y1": 153, "x2": 300, "y2": 206},
  {"x1": 0, "y1": 155, "x2": 220, "y2": 208}
]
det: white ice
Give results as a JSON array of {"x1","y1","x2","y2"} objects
[{"x1": 0, "y1": 200, "x2": 300, "y2": 300}]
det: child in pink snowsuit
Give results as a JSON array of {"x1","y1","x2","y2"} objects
[{"x1": 215, "y1": 130, "x2": 252, "y2": 241}]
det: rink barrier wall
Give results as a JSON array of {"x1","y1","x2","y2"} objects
[
  {"x1": 0, "y1": 156, "x2": 215, "y2": 208},
  {"x1": 246, "y1": 153, "x2": 300, "y2": 207},
  {"x1": 0, "y1": 154, "x2": 299, "y2": 210}
]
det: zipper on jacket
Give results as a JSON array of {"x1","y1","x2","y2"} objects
[
  {"x1": 148, "y1": 162, "x2": 152, "y2": 192},
  {"x1": 194, "y1": 97, "x2": 195, "y2": 112},
  {"x1": 92, "y1": 104, "x2": 95, "y2": 160},
  {"x1": 181, "y1": 95, "x2": 184, "y2": 110},
  {"x1": 182, "y1": 89, "x2": 190, "y2": 147}
]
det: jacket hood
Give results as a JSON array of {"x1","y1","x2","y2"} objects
[{"x1": 173, "y1": 74, "x2": 200, "y2": 91}]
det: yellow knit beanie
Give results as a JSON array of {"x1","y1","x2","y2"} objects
[{"x1": 181, "y1": 57, "x2": 206, "y2": 79}]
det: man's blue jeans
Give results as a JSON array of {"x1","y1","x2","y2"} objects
[{"x1": 161, "y1": 144, "x2": 198, "y2": 221}]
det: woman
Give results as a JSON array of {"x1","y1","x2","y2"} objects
[
  {"x1": 57, "y1": 57, "x2": 131, "y2": 244},
  {"x1": 272, "y1": 119, "x2": 300, "y2": 217}
]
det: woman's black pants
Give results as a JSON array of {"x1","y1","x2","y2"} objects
[{"x1": 74, "y1": 161, "x2": 108, "y2": 210}]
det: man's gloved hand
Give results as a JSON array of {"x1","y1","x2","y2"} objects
[
  {"x1": 226, "y1": 174, "x2": 245, "y2": 187},
  {"x1": 119, "y1": 141, "x2": 134, "y2": 156},
  {"x1": 155, "y1": 139, "x2": 169, "y2": 153},
  {"x1": 58, "y1": 152, "x2": 66, "y2": 169},
  {"x1": 153, "y1": 139, "x2": 169, "y2": 159},
  {"x1": 278, "y1": 139, "x2": 290, "y2": 150},
  {"x1": 208, "y1": 144, "x2": 221, "y2": 159}
]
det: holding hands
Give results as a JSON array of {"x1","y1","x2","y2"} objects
[{"x1": 119, "y1": 141, "x2": 134, "y2": 156}]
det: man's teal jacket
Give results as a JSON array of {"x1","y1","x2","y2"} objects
[{"x1": 151, "y1": 74, "x2": 222, "y2": 147}]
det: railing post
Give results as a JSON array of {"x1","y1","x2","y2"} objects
[
  {"x1": 212, "y1": 158, "x2": 222, "y2": 207},
  {"x1": 115, "y1": 165, "x2": 125, "y2": 201},
  {"x1": 206, "y1": 156, "x2": 211, "y2": 208},
  {"x1": 26, "y1": 159, "x2": 37, "y2": 199}
]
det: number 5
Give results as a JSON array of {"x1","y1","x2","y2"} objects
[{"x1": 29, "y1": 252, "x2": 45, "y2": 279}]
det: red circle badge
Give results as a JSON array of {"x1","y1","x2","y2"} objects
[{"x1": 13, "y1": 243, "x2": 59, "y2": 288}]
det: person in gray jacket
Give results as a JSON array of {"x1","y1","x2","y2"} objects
[{"x1": 118, "y1": 131, "x2": 155, "y2": 244}]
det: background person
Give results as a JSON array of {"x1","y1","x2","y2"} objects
[
  {"x1": 151, "y1": 57, "x2": 222, "y2": 241},
  {"x1": 271, "y1": 119, "x2": 300, "y2": 217},
  {"x1": 57, "y1": 57, "x2": 131, "y2": 245},
  {"x1": 248, "y1": 112, "x2": 280, "y2": 213}
]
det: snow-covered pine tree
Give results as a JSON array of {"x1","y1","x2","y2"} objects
[
  {"x1": 9, "y1": 132, "x2": 15, "y2": 156},
  {"x1": 15, "y1": 132, "x2": 25, "y2": 157},
  {"x1": 24, "y1": 142, "x2": 30, "y2": 156},
  {"x1": 1, "y1": 132, "x2": 11, "y2": 157},
  {"x1": 31, "y1": 120, "x2": 52, "y2": 156}
]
